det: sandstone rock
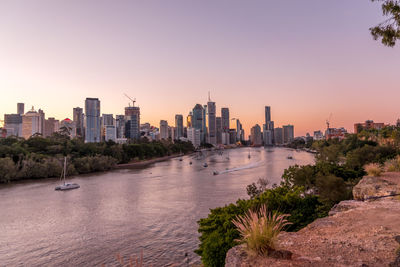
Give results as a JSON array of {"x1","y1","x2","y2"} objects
[{"x1": 352, "y1": 176, "x2": 399, "y2": 200}]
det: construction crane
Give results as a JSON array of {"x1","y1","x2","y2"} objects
[
  {"x1": 124, "y1": 93, "x2": 136, "y2": 107},
  {"x1": 326, "y1": 113, "x2": 333, "y2": 129}
]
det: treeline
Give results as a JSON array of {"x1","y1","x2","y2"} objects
[
  {"x1": 0, "y1": 134, "x2": 195, "y2": 183},
  {"x1": 196, "y1": 133, "x2": 399, "y2": 266}
]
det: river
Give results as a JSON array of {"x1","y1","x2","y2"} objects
[{"x1": 0, "y1": 147, "x2": 314, "y2": 266}]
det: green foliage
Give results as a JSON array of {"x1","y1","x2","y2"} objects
[
  {"x1": 196, "y1": 186, "x2": 321, "y2": 266},
  {"x1": 0, "y1": 136, "x2": 195, "y2": 182},
  {"x1": 0, "y1": 158, "x2": 17, "y2": 183},
  {"x1": 370, "y1": 0, "x2": 400, "y2": 47}
]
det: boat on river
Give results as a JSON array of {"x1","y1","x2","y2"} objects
[{"x1": 55, "y1": 157, "x2": 80, "y2": 191}]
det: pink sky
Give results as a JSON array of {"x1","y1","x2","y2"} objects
[{"x1": 1, "y1": 0, "x2": 400, "y2": 136}]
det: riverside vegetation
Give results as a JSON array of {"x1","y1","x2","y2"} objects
[
  {"x1": 196, "y1": 130, "x2": 400, "y2": 267},
  {"x1": 0, "y1": 133, "x2": 194, "y2": 183}
]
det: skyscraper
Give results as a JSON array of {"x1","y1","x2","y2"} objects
[
  {"x1": 192, "y1": 104, "x2": 205, "y2": 143},
  {"x1": 160, "y1": 120, "x2": 169, "y2": 140},
  {"x1": 85, "y1": 98, "x2": 101, "y2": 143},
  {"x1": 236, "y1": 119, "x2": 243, "y2": 142},
  {"x1": 44, "y1": 117, "x2": 59, "y2": 137},
  {"x1": 4, "y1": 114, "x2": 22, "y2": 137},
  {"x1": 216, "y1": 117, "x2": 222, "y2": 144},
  {"x1": 22, "y1": 107, "x2": 43, "y2": 139},
  {"x1": 115, "y1": 115, "x2": 125, "y2": 139},
  {"x1": 283, "y1": 125, "x2": 294, "y2": 143},
  {"x1": 265, "y1": 106, "x2": 271, "y2": 123},
  {"x1": 207, "y1": 99, "x2": 216, "y2": 145},
  {"x1": 125, "y1": 106, "x2": 140, "y2": 140},
  {"x1": 250, "y1": 124, "x2": 262, "y2": 146},
  {"x1": 274, "y1": 127, "x2": 283, "y2": 145},
  {"x1": 73, "y1": 107, "x2": 84, "y2": 137},
  {"x1": 17, "y1": 103, "x2": 24, "y2": 115},
  {"x1": 221, "y1": 108, "x2": 230, "y2": 132},
  {"x1": 263, "y1": 106, "x2": 275, "y2": 146},
  {"x1": 175, "y1": 114, "x2": 184, "y2": 139}
]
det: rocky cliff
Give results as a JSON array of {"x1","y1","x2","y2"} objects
[{"x1": 225, "y1": 173, "x2": 400, "y2": 267}]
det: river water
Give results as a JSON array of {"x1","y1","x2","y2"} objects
[{"x1": 0, "y1": 147, "x2": 314, "y2": 266}]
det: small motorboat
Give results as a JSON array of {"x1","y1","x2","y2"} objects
[
  {"x1": 203, "y1": 163, "x2": 208, "y2": 167},
  {"x1": 287, "y1": 155, "x2": 293, "y2": 159}
]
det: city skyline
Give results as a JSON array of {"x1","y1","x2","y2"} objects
[{"x1": 1, "y1": 0, "x2": 400, "y2": 135}]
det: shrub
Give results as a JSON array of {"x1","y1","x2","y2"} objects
[
  {"x1": 196, "y1": 186, "x2": 321, "y2": 266},
  {"x1": 232, "y1": 205, "x2": 291, "y2": 256},
  {"x1": 0, "y1": 158, "x2": 17, "y2": 183},
  {"x1": 384, "y1": 156, "x2": 400, "y2": 172},
  {"x1": 365, "y1": 163, "x2": 383, "y2": 177}
]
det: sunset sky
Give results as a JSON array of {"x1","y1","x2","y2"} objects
[{"x1": 1, "y1": 0, "x2": 400, "y2": 136}]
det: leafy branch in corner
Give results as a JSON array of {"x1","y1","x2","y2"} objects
[{"x1": 370, "y1": 0, "x2": 400, "y2": 46}]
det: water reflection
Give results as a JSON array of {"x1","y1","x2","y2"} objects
[{"x1": 0, "y1": 147, "x2": 314, "y2": 266}]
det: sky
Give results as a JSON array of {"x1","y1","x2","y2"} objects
[{"x1": 1, "y1": 0, "x2": 400, "y2": 136}]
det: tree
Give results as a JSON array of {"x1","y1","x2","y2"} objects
[{"x1": 370, "y1": 0, "x2": 400, "y2": 46}]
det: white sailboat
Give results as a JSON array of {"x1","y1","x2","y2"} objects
[{"x1": 55, "y1": 157, "x2": 80, "y2": 191}]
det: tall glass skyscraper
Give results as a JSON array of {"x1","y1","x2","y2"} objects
[
  {"x1": 207, "y1": 101, "x2": 216, "y2": 145},
  {"x1": 192, "y1": 104, "x2": 205, "y2": 143},
  {"x1": 85, "y1": 98, "x2": 101, "y2": 143},
  {"x1": 221, "y1": 108, "x2": 229, "y2": 132},
  {"x1": 125, "y1": 106, "x2": 140, "y2": 140},
  {"x1": 73, "y1": 107, "x2": 84, "y2": 138}
]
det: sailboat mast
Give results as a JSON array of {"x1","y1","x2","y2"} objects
[{"x1": 64, "y1": 157, "x2": 67, "y2": 185}]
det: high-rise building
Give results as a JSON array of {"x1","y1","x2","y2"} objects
[
  {"x1": 102, "y1": 114, "x2": 114, "y2": 126},
  {"x1": 216, "y1": 117, "x2": 222, "y2": 144},
  {"x1": 263, "y1": 106, "x2": 275, "y2": 145},
  {"x1": 187, "y1": 113, "x2": 193, "y2": 128},
  {"x1": 125, "y1": 106, "x2": 140, "y2": 140},
  {"x1": 105, "y1": 125, "x2": 117, "y2": 142},
  {"x1": 236, "y1": 119, "x2": 243, "y2": 142},
  {"x1": 4, "y1": 114, "x2": 22, "y2": 137},
  {"x1": 207, "y1": 100, "x2": 217, "y2": 145},
  {"x1": 229, "y1": 129, "x2": 237, "y2": 144},
  {"x1": 187, "y1": 127, "x2": 201, "y2": 148},
  {"x1": 192, "y1": 104, "x2": 205, "y2": 143},
  {"x1": 22, "y1": 107, "x2": 43, "y2": 139},
  {"x1": 73, "y1": 107, "x2": 84, "y2": 137},
  {"x1": 85, "y1": 98, "x2": 101, "y2": 143},
  {"x1": 274, "y1": 127, "x2": 283, "y2": 145},
  {"x1": 17, "y1": 103, "x2": 24, "y2": 115},
  {"x1": 283, "y1": 125, "x2": 294, "y2": 143},
  {"x1": 116, "y1": 115, "x2": 125, "y2": 139},
  {"x1": 203, "y1": 105, "x2": 208, "y2": 142},
  {"x1": 160, "y1": 120, "x2": 169, "y2": 140},
  {"x1": 265, "y1": 106, "x2": 271, "y2": 123},
  {"x1": 44, "y1": 117, "x2": 59, "y2": 137},
  {"x1": 250, "y1": 124, "x2": 262, "y2": 146},
  {"x1": 221, "y1": 108, "x2": 230, "y2": 132},
  {"x1": 175, "y1": 114, "x2": 184, "y2": 139}
]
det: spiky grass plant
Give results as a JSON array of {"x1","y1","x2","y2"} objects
[
  {"x1": 365, "y1": 163, "x2": 383, "y2": 177},
  {"x1": 232, "y1": 205, "x2": 291, "y2": 256},
  {"x1": 384, "y1": 156, "x2": 400, "y2": 172}
]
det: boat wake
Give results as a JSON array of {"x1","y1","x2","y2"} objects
[{"x1": 214, "y1": 161, "x2": 262, "y2": 175}]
